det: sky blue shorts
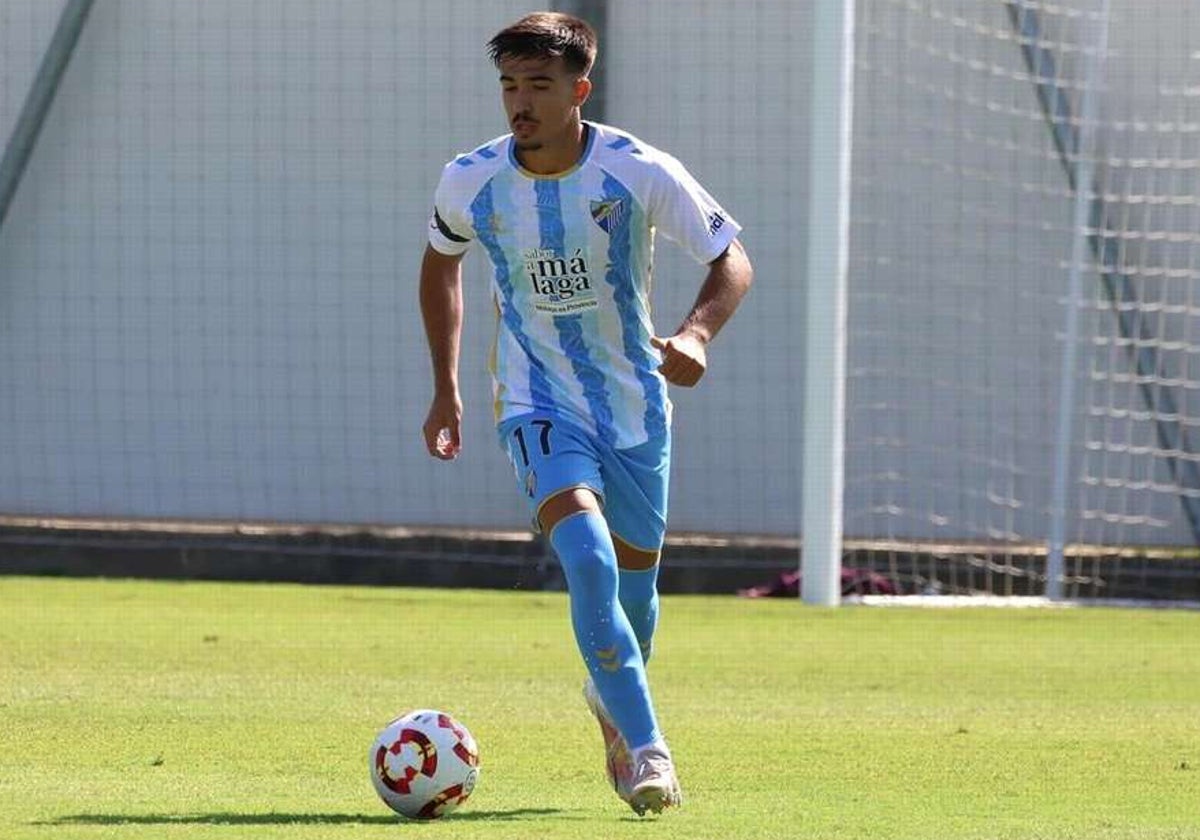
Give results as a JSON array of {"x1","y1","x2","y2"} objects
[{"x1": 497, "y1": 411, "x2": 671, "y2": 553}]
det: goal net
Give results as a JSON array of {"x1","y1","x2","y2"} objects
[{"x1": 846, "y1": 0, "x2": 1200, "y2": 598}]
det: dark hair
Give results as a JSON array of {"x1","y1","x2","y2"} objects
[{"x1": 488, "y1": 12, "x2": 597, "y2": 76}]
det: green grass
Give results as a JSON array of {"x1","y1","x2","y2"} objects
[{"x1": 1, "y1": 576, "x2": 1198, "y2": 840}]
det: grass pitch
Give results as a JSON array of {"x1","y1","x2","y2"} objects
[{"x1": 1, "y1": 576, "x2": 1198, "y2": 840}]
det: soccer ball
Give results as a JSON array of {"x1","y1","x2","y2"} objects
[{"x1": 369, "y1": 709, "x2": 481, "y2": 820}]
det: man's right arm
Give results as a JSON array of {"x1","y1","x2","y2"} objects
[{"x1": 420, "y1": 244, "x2": 466, "y2": 460}]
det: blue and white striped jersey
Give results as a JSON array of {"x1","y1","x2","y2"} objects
[{"x1": 428, "y1": 122, "x2": 741, "y2": 449}]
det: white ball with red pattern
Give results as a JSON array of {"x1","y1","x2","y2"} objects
[{"x1": 370, "y1": 709, "x2": 481, "y2": 820}]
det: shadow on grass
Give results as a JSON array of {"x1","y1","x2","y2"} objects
[{"x1": 37, "y1": 808, "x2": 574, "y2": 826}]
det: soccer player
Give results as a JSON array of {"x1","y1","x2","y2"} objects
[{"x1": 419, "y1": 12, "x2": 752, "y2": 816}]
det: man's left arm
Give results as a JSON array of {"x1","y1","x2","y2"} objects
[{"x1": 653, "y1": 238, "x2": 753, "y2": 387}]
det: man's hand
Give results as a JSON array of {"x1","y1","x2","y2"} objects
[
  {"x1": 650, "y1": 332, "x2": 708, "y2": 387},
  {"x1": 423, "y1": 392, "x2": 463, "y2": 460}
]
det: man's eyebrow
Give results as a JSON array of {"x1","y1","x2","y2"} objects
[{"x1": 498, "y1": 74, "x2": 555, "y2": 82}]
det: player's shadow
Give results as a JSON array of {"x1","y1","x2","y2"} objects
[{"x1": 38, "y1": 808, "x2": 572, "y2": 826}]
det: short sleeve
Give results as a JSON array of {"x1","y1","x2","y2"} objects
[
  {"x1": 649, "y1": 154, "x2": 742, "y2": 265},
  {"x1": 427, "y1": 166, "x2": 476, "y2": 256}
]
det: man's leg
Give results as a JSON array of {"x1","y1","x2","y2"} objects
[
  {"x1": 605, "y1": 432, "x2": 670, "y2": 667},
  {"x1": 498, "y1": 414, "x2": 677, "y2": 813},
  {"x1": 614, "y1": 538, "x2": 660, "y2": 664},
  {"x1": 540, "y1": 490, "x2": 661, "y2": 754},
  {"x1": 594, "y1": 432, "x2": 680, "y2": 814},
  {"x1": 543, "y1": 489, "x2": 680, "y2": 815}
]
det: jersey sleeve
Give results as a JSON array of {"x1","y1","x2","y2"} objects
[
  {"x1": 427, "y1": 164, "x2": 476, "y2": 256},
  {"x1": 648, "y1": 154, "x2": 742, "y2": 265}
]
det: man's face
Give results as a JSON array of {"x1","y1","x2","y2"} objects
[{"x1": 498, "y1": 56, "x2": 587, "y2": 151}]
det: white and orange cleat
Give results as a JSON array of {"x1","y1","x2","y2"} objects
[
  {"x1": 627, "y1": 742, "x2": 683, "y2": 816},
  {"x1": 582, "y1": 678, "x2": 635, "y2": 801}
]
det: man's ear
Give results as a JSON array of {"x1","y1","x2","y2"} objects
[{"x1": 574, "y1": 77, "x2": 593, "y2": 108}]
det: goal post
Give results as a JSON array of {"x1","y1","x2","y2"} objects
[{"x1": 801, "y1": 0, "x2": 856, "y2": 606}]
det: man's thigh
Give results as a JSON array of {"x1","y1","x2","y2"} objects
[
  {"x1": 600, "y1": 431, "x2": 671, "y2": 555},
  {"x1": 497, "y1": 412, "x2": 604, "y2": 531}
]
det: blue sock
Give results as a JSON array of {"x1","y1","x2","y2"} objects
[
  {"x1": 618, "y1": 566, "x2": 659, "y2": 664},
  {"x1": 550, "y1": 510, "x2": 660, "y2": 750}
]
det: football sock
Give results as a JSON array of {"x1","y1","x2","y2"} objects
[
  {"x1": 618, "y1": 565, "x2": 660, "y2": 664},
  {"x1": 631, "y1": 737, "x2": 671, "y2": 763},
  {"x1": 550, "y1": 510, "x2": 661, "y2": 750}
]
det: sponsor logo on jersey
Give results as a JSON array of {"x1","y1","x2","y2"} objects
[
  {"x1": 523, "y1": 247, "x2": 598, "y2": 314},
  {"x1": 707, "y1": 210, "x2": 726, "y2": 236},
  {"x1": 590, "y1": 199, "x2": 625, "y2": 234}
]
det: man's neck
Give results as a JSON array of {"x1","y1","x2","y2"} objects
[{"x1": 516, "y1": 121, "x2": 588, "y2": 176}]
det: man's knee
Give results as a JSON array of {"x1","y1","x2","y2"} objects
[
  {"x1": 613, "y1": 535, "x2": 660, "y2": 571},
  {"x1": 538, "y1": 487, "x2": 602, "y2": 535}
]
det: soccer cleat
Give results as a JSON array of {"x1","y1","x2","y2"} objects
[
  {"x1": 582, "y1": 678, "x2": 635, "y2": 801},
  {"x1": 627, "y1": 744, "x2": 683, "y2": 816}
]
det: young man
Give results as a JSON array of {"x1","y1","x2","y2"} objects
[{"x1": 419, "y1": 12, "x2": 752, "y2": 816}]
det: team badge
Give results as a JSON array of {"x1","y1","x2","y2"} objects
[{"x1": 590, "y1": 199, "x2": 624, "y2": 234}]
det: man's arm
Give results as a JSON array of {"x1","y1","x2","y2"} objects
[
  {"x1": 653, "y1": 238, "x2": 753, "y2": 387},
  {"x1": 420, "y1": 244, "x2": 466, "y2": 459}
]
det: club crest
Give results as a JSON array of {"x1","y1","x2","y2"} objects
[{"x1": 590, "y1": 199, "x2": 624, "y2": 234}]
